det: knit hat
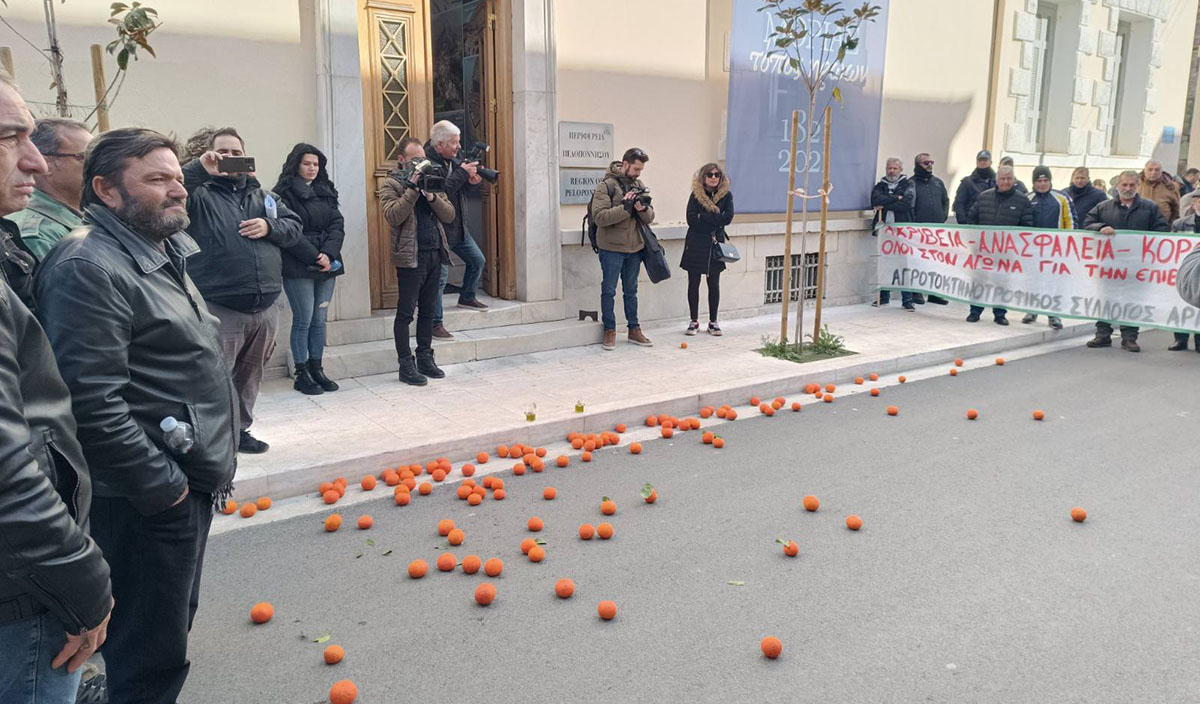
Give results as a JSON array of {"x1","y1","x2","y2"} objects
[
  {"x1": 1032, "y1": 165, "x2": 1052, "y2": 183},
  {"x1": 976, "y1": 150, "x2": 991, "y2": 161}
]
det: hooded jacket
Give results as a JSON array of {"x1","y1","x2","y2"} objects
[
  {"x1": 910, "y1": 161, "x2": 949, "y2": 224},
  {"x1": 1137, "y1": 173, "x2": 1180, "y2": 222},
  {"x1": 1065, "y1": 183, "x2": 1108, "y2": 223},
  {"x1": 35, "y1": 205, "x2": 239, "y2": 516},
  {"x1": 591, "y1": 161, "x2": 655, "y2": 254},
  {"x1": 1028, "y1": 189, "x2": 1076, "y2": 230},
  {"x1": 953, "y1": 167, "x2": 996, "y2": 224},
  {"x1": 182, "y1": 160, "x2": 305, "y2": 313},
  {"x1": 378, "y1": 170, "x2": 455, "y2": 269},
  {"x1": 274, "y1": 176, "x2": 345, "y2": 281},
  {"x1": 680, "y1": 170, "x2": 734, "y2": 274}
]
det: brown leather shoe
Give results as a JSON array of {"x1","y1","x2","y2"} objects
[
  {"x1": 602, "y1": 330, "x2": 616, "y2": 351},
  {"x1": 627, "y1": 327, "x2": 653, "y2": 347},
  {"x1": 1120, "y1": 337, "x2": 1140, "y2": 353},
  {"x1": 432, "y1": 324, "x2": 454, "y2": 340}
]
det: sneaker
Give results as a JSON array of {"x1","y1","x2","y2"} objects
[
  {"x1": 1120, "y1": 337, "x2": 1140, "y2": 353},
  {"x1": 927, "y1": 295, "x2": 950, "y2": 305},
  {"x1": 870, "y1": 301, "x2": 883, "y2": 308},
  {"x1": 902, "y1": 303, "x2": 916, "y2": 311},
  {"x1": 627, "y1": 327, "x2": 653, "y2": 347},
  {"x1": 685, "y1": 321, "x2": 699, "y2": 336},
  {"x1": 602, "y1": 330, "x2": 616, "y2": 351},
  {"x1": 432, "y1": 324, "x2": 454, "y2": 340},
  {"x1": 457, "y1": 299, "x2": 489, "y2": 310},
  {"x1": 994, "y1": 316, "x2": 1009, "y2": 326},
  {"x1": 965, "y1": 313, "x2": 981, "y2": 323},
  {"x1": 1048, "y1": 317, "x2": 1063, "y2": 330},
  {"x1": 707, "y1": 321, "x2": 723, "y2": 336},
  {"x1": 238, "y1": 431, "x2": 269, "y2": 454},
  {"x1": 1021, "y1": 313, "x2": 1037, "y2": 324}
]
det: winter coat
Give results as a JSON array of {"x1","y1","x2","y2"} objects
[
  {"x1": 911, "y1": 172, "x2": 949, "y2": 224},
  {"x1": 35, "y1": 204, "x2": 239, "y2": 516},
  {"x1": 953, "y1": 167, "x2": 996, "y2": 223},
  {"x1": 423, "y1": 141, "x2": 479, "y2": 246},
  {"x1": 182, "y1": 160, "x2": 306, "y2": 313},
  {"x1": 680, "y1": 175, "x2": 734, "y2": 274},
  {"x1": 968, "y1": 187, "x2": 1034, "y2": 227},
  {"x1": 0, "y1": 218, "x2": 36, "y2": 310},
  {"x1": 11, "y1": 187, "x2": 82, "y2": 261},
  {"x1": 1083, "y1": 196, "x2": 1169, "y2": 232},
  {"x1": 378, "y1": 171, "x2": 454, "y2": 269},
  {"x1": 1065, "y1": 184, "x2": 1107, "y2": 223},
  {"x1": 1137, "y1": 174, "x2": 1180, "y2": 222},
  {"x1": 275, "y1": 176, "x2": 346, "y2": 281},
  {"x1": 0, "y1": 276, "x2": 111, "y2": 635},
  {"x1": 1171, "y1": 212, "x2": 1200, "y2": 233},
  {"x1": 1028, "y1": 189, "x2": 1076, "y2": 230},
  {"x1": 591, "y1": 161, "x2": 655, "y2": 254},
  {"x1": 870, "y1": 175, "x2": 914, "y2": 226}
]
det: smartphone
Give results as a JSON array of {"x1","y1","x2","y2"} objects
[{"x1": 217, "y1": 156, "x2": 256, "y2": 173}]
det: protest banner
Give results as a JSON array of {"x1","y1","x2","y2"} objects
[{"x1": 876, "y1": 223, "x2": 1200, "y2": 333}]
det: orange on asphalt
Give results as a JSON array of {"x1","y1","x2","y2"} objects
[
  {"x1": 329, "y1": 679, "x2": 357, "y2": 704},
  {"x1": 802, "y1": 495, "x2": 819, "y2": 512},
  {"x1": 680, "y1": 342, "x2": 688, "y2": 348},
  {"x1": 543, "y1": 487, "x2": 557, "y2": 500},
  {"x1": 597, "y1": 600, "x2": 617, "y2": 620},
  {"x1": 581, "y1": 452, "x2": 593, "y2": 462},
  {"x1": 457, "y1": 485, "x2": 472, "y2": 500},
  {"x1": 644, "y1": 488, "x2": 657, "y2": 503},
  {"x1": 966, "y1": 408, "x2": 978, "y2": 420},
  {"x1": 461, "y1": 555, "x2": 482, "y2": 574},
  {"x1": 600, "y1": 498, "x2": 616, "y2": 515},
  {"x1": 870, "y1": 388, "x2": 880, "y2": 397},
  {"x1": 513, "y1": 463, "x2": 526, "y2": 476},
  {"x1": 791, "y1": 402, "x2": 801, "y2": 411},
  {"x1": 497, "y1": 444, "x2": 509, "y2": 458},
  {"x1": 869, "y1": 372, "x2": 879, "y2": 381},
  {"x1": 535, "y1": 447, "x2": 548, "y2": 458},
  {"x1": 713, "y1": 437, "x2": 725, "y2": 448},
  {"x1": 899, "y1": 375, "x2": 907, "y2": 383},
  {"x1": 596, "y1": 522, "x2": 614, "y2": 539},
  {"x1": 761, "y1": 636, "x2": 782, "y2": 659},
  {"x1": 555, "y1": 578, "x2": 575, "y2": 598},
  {"x1": 528, "y1": 516, "x2": 544, "y2": 532},
  {"x1": 949, "y1": 368, "x2": 958, "y2": 376},
  {"x1": 323, "y1": 644, "x2": 345, "y2": 665},
  {"x1": 528, "y1": 545, "x2": 545, "y2": 562},
  {"x1": 646, "y1": 415, "x2": 658, "y2": 427},
  {"x1": 356, "y1": 515, "x2": 373, "y2": 530},
  {"x1": 1033, "y1": 410, "x2": 1045, "y2": 421},
  {"x1": 630, "y1": 443, "x2": 643, "y2": 454},
  {"x1": 394, "y1": 492, "x2": 411, "y2": 506},
  {"x1": 995, "y1": 357, "x2": 1005, "y2": 365},
  {"x1": 782, "y1": 540, "x2": 799, "y2": 557},
  {"x1": 484, "y1": 557, "x2": 503, "y2": 577},
  {"x1": 418, "y1": 482, "x2": 433, "y2": 495},
  {"x1": 887, "y1": 405, "x2": 899, "y2": 416},
  {"x1": 432, "y1": 469, "x2": 447, "y2": 482},
  {"x1": 475, "y1": 582, "x2": 497, "y2": 606},
  {"x1": 493, "y1": 489, "x2": 507, "y2": 500},
  {"x1": 437, "y1": 553, "x2": 457, "y2": 572},
  {"x1": 1071, "y1": 507, "x2": 1087, "y2": 522},
  {"x1": 324, "y1": 514, "x2": 342, "y2": 532},
  {"x1": 615, "y1": 423, "x2": 627, "y2": 433},
  {"x1": 384, "y1": 472, "x2": 400, "y2": 486},
  {"x1": 750, "y1": 396, "x2": 761, "y2": 406},
  {"x1": 467, "y1": 493, "x2": 483, "y2": 506},
  {"x1": 447, "y1": 528, "x2": 465, "y2": 546},
  {"x1": 702, "y1": 431, "x2": 714, "y2": 444},
  {"x1": 845, "y1": 515, "x2": 863, "y2": 531},
  {"x1": 249, "y1": 602, "x2": 273, "y2": 624},
  {"x1": 437, "y1": 519, "x2": 455, "y2": 536},
  {"x1": 855, "y1": 376, "x2": 864, "y2": 385},
  {"x1": 461, "y1": 463, "x2": 476, "y2": 477},
  {"x1": 661, "y1": 426, "x2": 674, "y2": 439},
  {"x1": 521, "y1": 537, "x2": 536, "y2": 555},
  {"x1": 825, "y1": 383, "x2": 836, "y2": 393},
  {"x1": 556, "y1": 455, "x2": 569, "y2": 468},
  {"x1": 823, "y1": 394, "x2": 834, "y2": 403},
  {"x1": 579, "y1": 523, "x2": 595, "y2": 540}
]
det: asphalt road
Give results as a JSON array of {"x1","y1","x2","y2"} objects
[{"x1": 181, "y1": 331, "x2": 1200, "y2": 704}]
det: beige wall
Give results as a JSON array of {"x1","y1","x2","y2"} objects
[{"x1": 0, "y1": 0, "x2": 317, "y2": 182}]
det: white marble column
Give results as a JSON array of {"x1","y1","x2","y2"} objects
[
  {"x1": 312, "y1": 0, "x2": 371, "y2": 320},
  {"x1": 511, "y1": 0, "x2": 562, "y2": 302}
]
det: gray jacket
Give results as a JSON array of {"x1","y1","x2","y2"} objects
[{"x1": 35, "y1": 205, "x2": 239, "y2": 515}]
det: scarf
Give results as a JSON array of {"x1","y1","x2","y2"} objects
[{"x1": 913, "y1": 162, "x2": 933, "y2": 182}]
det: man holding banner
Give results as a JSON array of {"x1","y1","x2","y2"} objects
[
  {"x1": 1083, "y1": 170, "x2": 1169, "y2": 352},
  {"x1": 1021, "y1": 166, "x2": 1076, "y2": 330},
  {"x1": 965, "y1": 166, "x2": 1031, "y2": 325},
  {"x1": 1169, "y1": 198, "x2": 1200, "y2": 352}
]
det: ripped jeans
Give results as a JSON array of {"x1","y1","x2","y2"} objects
[{"x1": 282, "y1": 277, "x2": 336, "y2": 363}]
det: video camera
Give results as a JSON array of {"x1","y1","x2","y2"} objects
[
  {"x1": 626, "y1": 184, "x2": 652, "y2": 208},
  {"x1": 459, "y1": 141, "x2": 500, "y2": 184},
  {"x1": 394, "y1": 157, "x2": 447, "y2": 193}
]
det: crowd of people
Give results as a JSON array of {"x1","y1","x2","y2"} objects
[{"x1": 871, "y1": 149, "x2": 1198, "y2": 353}]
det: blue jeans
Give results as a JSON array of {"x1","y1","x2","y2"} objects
[
  {"x1": 0, "y1": 612, "x2": 82, "y2": 703},
  {"x1": 878, "y1": 290, "x2": 913, "y2": 305},
  {"x1": 282, "y1": 277, "x2": 336, "y2": 363},
  {"x1": 969, "y1": 305, "x2": 1008, "y2": 319},
  {"x1": 599, "y1": 249, "x2": 642, "y2": 331},
  {"x1": 433, "y1": 236, "x2": 486, "y2": 324}
]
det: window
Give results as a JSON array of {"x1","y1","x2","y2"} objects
[
  {"x1": 1107, "y1": 14, "x2": 1152, "y2": 156},
  {"x1": 1028, "y1": 7, "x2": 1056, "y2": 150},
  {"x1": 1107, "y1": 22, "x2": 1129, "y2": 154},
  {"x1": 764, "y1": 253, "x2": 820, "y2": 304}
]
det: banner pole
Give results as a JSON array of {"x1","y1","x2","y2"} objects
[
  {"x1": 812, "y1": 105, "x2": 833, "y2": 342},
  {"x1": 780, "y1": 109, "x2": 800, "y2": 343}
]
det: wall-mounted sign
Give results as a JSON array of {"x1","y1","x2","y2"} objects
[
  {"x1": 559, "y1": 122, "x2": 614, "y2": 168},
  {"x1": 559, "y1": 169, "x2": 608, "y2": 205}
]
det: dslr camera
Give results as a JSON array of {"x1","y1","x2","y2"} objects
[
  {"x1": 394, "y1": 157, "x2": 447, "y2": 192},
  {"x1": 625, "y1": 184, "x2": 652, "y2": 209},
  {"x1": 459, "y1": 141, "x2": 500, "y2": 183}
]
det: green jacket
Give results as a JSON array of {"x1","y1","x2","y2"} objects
[{"x1": 11, "y1": 188, "x2": 82, "y2": 261}]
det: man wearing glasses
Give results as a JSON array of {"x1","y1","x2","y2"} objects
[
  {"x1": 11, "y1": 117, "x2": 91, "y2": 261},
  {"x1": 909, "y1": 152, "x2": 950, "y2": 305}
]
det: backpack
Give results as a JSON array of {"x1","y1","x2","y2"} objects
[{"x1": 582, "y1": 180, "x2": 617, "y2": 254}]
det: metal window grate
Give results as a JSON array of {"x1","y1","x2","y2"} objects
[{"x1": 764, "y1": 253, "x2": 820, "y2": 304}]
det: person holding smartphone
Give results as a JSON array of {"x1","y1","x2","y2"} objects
[{"x1": 272, "y1": 143, "x2": 345, "y2": 395}]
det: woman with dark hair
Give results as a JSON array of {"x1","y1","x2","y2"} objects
[
  {"x1": 679, "y1": 162, "x2": 734, "y2": 335},
  {"x1": 274, "y1": 143, "x2": 345, "y2": 395}
]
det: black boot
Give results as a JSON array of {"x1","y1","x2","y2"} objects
[
  {"x1": 416, "y1": 349, "x2": 445, "y2": 379},
  {"x1": 1168, "y1": 335, "x2": 1187, "y2": 351},
  {"x1": 293, "y1": 362, "x2": 324, "y2": 395},
  {"x1": 308, "y1": 358, "x2": 339, "y2": 392},
  {"x1": 398, "y1": 357, "x2": 427, "y2": 386}
]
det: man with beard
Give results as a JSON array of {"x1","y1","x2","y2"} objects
[
  {"x1": 870, "y1": 157, "x2": 915, "y2": 309},
  {"x1": 909, "y1": 152, "x2": 951, "y2": 305},
  {"x1": 953, "y1": 150, "x2": 996, "y2": 224},
  {"x1": 1064, "y1": 166, "x2": 1108, "y2": 222},
  {"x1": 35, "y1": 128, "x2": 238, "y2": 704},
  {"x1": 183, "y1": 127, "x2": 304, "y2": 454}
]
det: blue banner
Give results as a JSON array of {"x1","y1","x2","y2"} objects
[{"x1": 725, "y1": 0, "x2": 890, "y2": 213}]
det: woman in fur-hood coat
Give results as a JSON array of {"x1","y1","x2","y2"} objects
[{"x1": 680, "y1": 163, "x2": 734, "y2": 335}]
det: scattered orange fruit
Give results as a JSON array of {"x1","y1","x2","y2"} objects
[
  {"x1": 887, "y1": 405, "x2": 898, "y2": 416},
  {"x1": 761, "y1": 636, "x2": 782, "y2": 659},
  {"x1": 581, "y1": 451, "x2": 593, "y2": 462},
  {"x1": 329, "y1": 679, "x2": 358, "y2": 704},
  {"x1": 513, "y1": 463, "x2": 526, "y2": 476},
  {"x1": 528, "y1": 517, "x2": 544, "y2": 532},
  {"x1": 791, "y1": 402, "x2": 801, "y2": 411},
  {"x1": 713, "y1": 437, "x2": 725, "y2": 449},
  {"x1": 408, "y1": 559, "x2": 428, "y2": 578},
  {"x1": 249, "y1": 602, "x2": 273, "y2": 624},
  {"x1": 432, "y1": 469, "x2": 447, "y2": 482},
  {"x1": 528, "y1": 546, "x2": 546, "y2": 562},
  {"x1": 484, "y1": 557, "x2": 503, "y2": 577},
  {"x1": 643, "y1": 488, "x2": 658, "y2": 503},
  {"x1": 954, "y1": 358, "x2": 963, "y2": 366},
  {"x1": 780, "y1": 539, "x2": 799, "y2": 557},
  {"x1": 447, "y1": 528, "x2": 465, "y2": 546},
  {"x1": 702, "y1": 431, "x2": 714, "y2": 444},
  {"x1": 438, "y1": 519, "x2": 455, "y2": 536},
  {"x1": 597, "y1": 600, "x2": 617, "y2": 620},
  {"x1": 869, "y1": 388, "x2": 880, "y2": 397},
  {"x1": 323, "y1": 644, "x2": 344, "y2": 665},
  {"x1": 476, "y1": 451, "x2": 489, "y2": 464},
  {"x1": 802, "y1": 495, "x2": 819, "y2": 512},
  {"x1": 475, "y1": 582, "x2": 497, "y2": 606},
  {"x1": 457, "y1": 485, "x2": 472, "y2": 500},
  {"x1": 579, "y1": 523, "x2": 596, "y2": 540},
  {"x1": 869, "y1": 373, "x2": 879, "y2": 381},
  {"x1": 222, "y1": 500, "x2": 237, "y2": 515},
  {"x1": 394, "y1": 492, "x2": 411, "y2": 506},
  {"x1": 318, "y1": 482, "x2": 334, "y2": 495},
  {"x1": 240, "y1": 503, "x2": 257, "y2": 518},
  {"x1": 461, "y1": 463, "x2": 475, "y2": 477},
  {"x1": 949, "y1": 368, "x2": 958, "y2": 376},
  {"x1": 995, "y1": 357, "x2": 1005, "y2": 366},
  {"x1": 418, "y1": 482, "x2": 433, "y2": 495},
  {"x1": 254, "y1": 496, "x2": 271, "y2": 511},
  {"x1": 521, "y1": 538, "x2": 536, "y2": 554},
  {"x1": 461, "y1": 555, "x2": 482, "y2": 574},
  {"x1": 493, "y1": 489, "x2": 507, "y2": 500},
  {"x1": 497, "y1": 444, "x2": 509, "y2": 458},
  {"x1": 356, "y1": 515, "x2": 373, "y2": 530},
  {"x1": 661, "y1": 426, "x2": 674, "y2": 439},
  {"x1": 384, "y1": 472, "x2": 400, "y2": 486},
  {"x1": 556, "y1": 455, "x2": 569, "y2": 468},
  {"x1": 645, "y1": 415, "x2": 658, "y2": 427},
  {"x1": 361, "y1": 475, "x2": 376, "y2": 491},
  {"x1": 700, "y1": 407, "x2": 713, "y2": 418},
  {"x1": 750, "y1": 395, "x2": 761, "y2": 406},
  {"x1": 899, "y1": 375, "x2": 907, "y2": 383},
  {"x1": 600, "y1": 498, "x2": 617, "y2": 515},
  {"x1": 535, "y1": 447, "x2": 548, "y2": 458},
  {"x1": 825, "y1": 383, "x2": 836, "y2": 393},
  {"x1": 323, "y1": 490, "x2": 339, "y2": 505},
  {"x1": 855, "y1": 376, "x2": 864, "y2": 385},
  {"x1": 596, "y1": 522, "x2": 614, "y2": 539},
  {"x1": 437, "y1": 553, "x2": 457, "y2": 572},
  {"x1": 324, "y1": 514, "x2": 342, "y2": 532},
  {"x1": 615, "y1": 423, "x2": 627, "y2": 433},
  {"x1": 823, "y1": 394, "x2": 834, "y2": 403},
  {"x1": 1071, "y1": 507, "x2": 1087, "y2": 522},
  {"x1": 543, "y1": 487, "x2": 557, "y2": 500},
  {"x1": 845, "y1": 515, "x2": 863, "y2": 531},
  {"x1": 1033, "y1": 410, "x2": 1045, "y2": 421},
  {"x1": 680, "y1": 342, "x2": 688, "y2": 349},
  {"x1": 966, "y1": 408, "x2": 978, "y2": 420},
  {"x1": 555, "y1": 578, "x2": 575, "y2": 598},
  {"x1": 630, "y1": 443, "x2": 642, "y2": 455}
]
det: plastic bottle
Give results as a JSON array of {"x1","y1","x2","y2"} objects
[{"x1": 160, "y1": 416, "x2": 195, "y2": 456}]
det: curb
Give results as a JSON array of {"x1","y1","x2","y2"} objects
[{"x1": 230, "y1": 321, "x2": 1092, "y2": 503}]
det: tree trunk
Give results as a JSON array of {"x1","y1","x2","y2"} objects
[
  {"x1": 43, "y1": 0, "x2": 69, "y2": 117},
  {"x1": 793, "y1": 93, "x2": 816, "y2": 350}
]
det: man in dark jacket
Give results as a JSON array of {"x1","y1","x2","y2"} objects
[
  {"x1": 953, "y1": 150, "x2": 996, "y2": 224},
  {"x1": 998, "y1": 156, "x2": 1028, "y2": 194},
  {"x1": 1021, "y1": 166, "x2": 1075, "y2": 329},
  {"x1": 0, "y1": 74, "x2": 113, "y2": 703},
  {"x1": 1082, "y1": 170, "x2": 1170, "y2": 352},
  {"x1": 1065, "y1": 166, "x2": 1107, "y2": 223},
  {"x1": 1168, "y1": 199, "x2": 1200, "y2": 353},
  {"x1": 965, "y1": 166, "x2": 1032, "y2": 325},
  {"x1": 910, "y1": 152, "x2": 951, "y2": 305},
  {"x1": 425, "y1": 120, "x2": 489, "y2": 341},
  {"x1": 35, "y1": 128, "x2": 239, "y2": 704},
  {"x1": 870, "y1": 157, "x2": 915, "y2": 309},
  {"x1": 183, "y1": 127, "x2": 303, "y2": 454}
]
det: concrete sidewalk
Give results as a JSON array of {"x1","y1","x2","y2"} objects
[{"x1": 231, "y1": 303, "x2": 1093, "y2": 501}]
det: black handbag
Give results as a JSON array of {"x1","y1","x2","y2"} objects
[
  {"x1": 637, "y1": 220, "x2": 671, "y2": 283},
  {"x1": 711, "y1": 228, "x2": 739, "y2": 263}
]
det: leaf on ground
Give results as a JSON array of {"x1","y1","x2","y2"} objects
[
  {"x1": 313, "y1": 634, "x2": 330, "y2": 643},
  {"x1": 382, "y1": 549, "x2": 393, "y2": 556},
  {"x1": 534, "y1": 537, "x2": 547, "y2": 545},
  {"x1": 727, "y1": 580, "x2": 746, "y2": 586},
  {"x1": 354, "y1": 552, "x2": 364, "y2": 559},
  {"x1": 640, "y1": 483, "x2": 655, "y2": 499},
  {"x1": 365, "y1": 538, "x2": 375, "y2": 546}
]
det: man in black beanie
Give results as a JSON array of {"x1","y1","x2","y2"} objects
[
  {"x1": 910, "y1": 152, "x2": 950, "y2": 304},
  {"x1": 1022, "y1": 165, "x2": 1075, "y2": 329}
]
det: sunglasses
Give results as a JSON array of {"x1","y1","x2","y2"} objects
[
  {"x1": 705, "y1": 171, "x2": 721, "y2": 178},
  {"x1": 921, "y1": 160, "x2": 934, "y2": 167}
]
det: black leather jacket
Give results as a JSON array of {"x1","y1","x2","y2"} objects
[
  {"x1": 0, "y1": 218, "x2": 37, "y2": 310},
  {"x1": 0, "y1": 277, "x2": 111, "y2": 633},
  {"x1": 34, "y1": 205, "x2": 239, "y2": 515}
]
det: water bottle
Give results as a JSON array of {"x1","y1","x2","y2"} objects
[
  {"x1": 329, "y1": 259, "x2": 343, "y2": 273},
  {"x1": 160, "y1": 416, "x2": 195, "y2": 456}
]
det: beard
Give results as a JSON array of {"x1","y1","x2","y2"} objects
[{"x1": 115, "y1": 190, "x2": 189, "y2": 242}]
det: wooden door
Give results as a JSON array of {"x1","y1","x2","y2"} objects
[
  {"x1": 482, "y1": 0, "x2": 516, "y2": 299},
  {"x1": 360, "y1": 0, "x2": 433, "y2": 310}
]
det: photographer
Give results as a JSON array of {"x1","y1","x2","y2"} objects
[
  {"x1": 592, "y1": 147, "x2": 655, "y2": 350},
  {"x1": 380, "y1": 137, "x2": 456, "y2": 386},
  {"x1": 424, "y1": 121, "x2": 488, "y2": 341}
]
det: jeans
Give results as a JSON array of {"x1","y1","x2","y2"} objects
[
  {"x1": 0, "y1": 612, "x2": 81, "y2": 703},
  {"x1": 969, "y1": 305, "x2": 1008, "y2": 319},
  {"x1": 207, "y1": 301, "x2": 278, "y2": 432},
  {"x1": 687, "y1": 270, "x2": 721, "y2": 322},
  {"x1": 1096, "y1": 321, "x2": 1138, "y2": 339},
  {"x1": 282, "y1": 277, "x2": 336, "y2": 364},
  {"x1": 395, "y1": 250, "x2": 443, "y2": 360},
  {"x1": 433, "y1": 236, "x2": 486, "y2": 324},
  {"x1": 878, "y1": 290, "x2": 913, "y2": 305},
  {"x1": 599, "y1": 249, "x2": 642, "y2": 331},
  {"x1": 91, "y1": 490, "x2": 213, "y2": 704}
]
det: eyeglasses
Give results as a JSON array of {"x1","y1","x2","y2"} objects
[
  {"x1": 705, "y1": 171, "x2": 721, "y2": 178},
  {"x1": 921, "y1": 160, "x2": 934, "y2": 167},
  {"x1": 45, "y1": 152, "x2": 86, "y2": 162}
]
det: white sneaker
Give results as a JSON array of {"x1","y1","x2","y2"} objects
[
  {"x1": 707, "y1": 322, "x2": 723, "y2": 336},
  {"x1": 685, "y1": 321, "x2": 699, "y2": 336}
]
